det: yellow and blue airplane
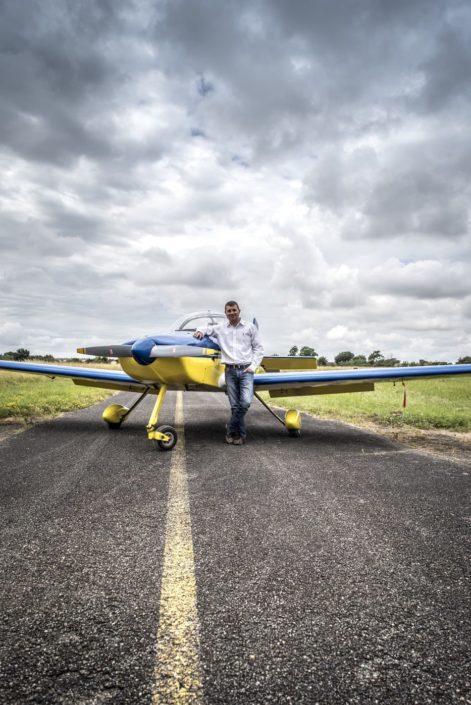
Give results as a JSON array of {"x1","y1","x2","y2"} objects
[{"x1": 1, "y1": 311, "x2": 471, "y2": 450}]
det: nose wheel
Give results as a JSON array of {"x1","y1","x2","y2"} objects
[
  {"x1": 152, "y1": 424, "x2": 178, "y2": 451},
  {"x1": 146, "y1": 385, "x2": 180, "y2": 451}
]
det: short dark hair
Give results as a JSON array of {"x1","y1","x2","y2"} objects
[{"x1": 225, "y1": 300, "x2": 240, "y2": 310}]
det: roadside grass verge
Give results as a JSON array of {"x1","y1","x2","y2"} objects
[
  {"x1": 261, "y1": 376, "x2": 471, "y2": 432},
  {"x1": 0, "y1": 368, "x2": 115, "y2": 424}
]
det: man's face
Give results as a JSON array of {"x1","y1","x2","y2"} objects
[{"x1": 225, "y1": 304, "x2": 240, "y2": 325}]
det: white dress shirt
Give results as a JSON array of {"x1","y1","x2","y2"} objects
[{"x1": 197, "y1": 319, "x2": 264, "y2": 370}]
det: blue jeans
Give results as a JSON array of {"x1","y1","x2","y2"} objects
[{"x1": 225, "y1": 367, "x2": 254, "y2": 438}]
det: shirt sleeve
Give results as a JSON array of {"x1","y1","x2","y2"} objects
[
  {"x1": 196, "y1": 323, "x2": 217, "y2": 338},
  {"x1": 249, "y1": 325, "x2": 264, "y2": 370}
]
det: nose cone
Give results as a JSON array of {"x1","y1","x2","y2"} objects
[{"x1": 131, "y1": 337, "x2": 155, "y2": 365}]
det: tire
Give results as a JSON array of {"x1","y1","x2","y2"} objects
[
  {"x1": 288, "y1": 428, "x2": 301, "y2": 438},
  {"x1": 155, "y1": 425, "x2": 178, "y2": 451}
]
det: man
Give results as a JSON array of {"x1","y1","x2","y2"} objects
[{"x1": 194, "y1": 301, "x2": 264, "y2": 445}]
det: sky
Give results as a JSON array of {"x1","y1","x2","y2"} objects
[{"x1": 1, "y1": 0, "x2": 470, "y2": 361}]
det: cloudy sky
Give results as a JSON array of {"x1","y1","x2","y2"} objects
[{"x1": 1, "y1": 0, "x2": 470, "y2": 361}]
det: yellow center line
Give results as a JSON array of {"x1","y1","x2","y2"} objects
[{"x1": 153, "y1": 391, "x2": 203, "y2": 705}]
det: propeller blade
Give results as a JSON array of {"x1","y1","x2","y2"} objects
[
  {"x1": 149, "y1": 345, "x2": 210, "y2": 358},
  {"x1": 76, "y1": 345, "x2": 133, "y2": 358}
]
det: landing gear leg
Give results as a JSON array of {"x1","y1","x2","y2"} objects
[
  {"x1": 146, "y1": 385, "x2": 178, "y2": 451},
  {"x1": 254, "y1": 392, "x2": 302, "y2": 438}
]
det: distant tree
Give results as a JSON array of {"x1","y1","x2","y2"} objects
[
  {"x1": 288, "y1": 346, "x2": 299, "y2": 356},
  {"x1": 4, "y1": 348, "x2": 31, "y2": 361},
  {"x1": 368, "y1": 350, "x2": 384, "y2": 364},
  {"x1": 17, "y1": 348, "x2": 30, "y2": 360},
  {"x1": 457, "y1": 356, "x2": 471, "y2": 364},
  {"x1": 299, "y1": 346, "x2": 318, "y2": 357},
  {"x1": 317, "y1": 356, "x2": 328, "y2": 366},
  {"x1": 377, "y1": 357, "x2": 400, "y2": 367},
  {"x1": 335, "y1": 351, "x2": 355, "y2": 365},
  {"x1": 352, "y1": 355, "x2": 367, "y2": 366}
]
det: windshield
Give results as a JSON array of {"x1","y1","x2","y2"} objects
[{"x1": 172, "y1": 311, "x2": 226, "y2": 332}]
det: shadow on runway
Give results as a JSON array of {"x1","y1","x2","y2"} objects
[
  {"x1": 20, "y1": 407, "x2": 399, "y2": 456},
  {"x1": 183, "y1": 415, "x2": 399, "y2": 453}
]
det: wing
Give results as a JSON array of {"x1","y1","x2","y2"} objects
[
  {"x1": 253, "y1": 364, "x2": 471, "y2": 397},
  {"x1": 0, "y1": 360, "x2": 148, "y2": 393}
]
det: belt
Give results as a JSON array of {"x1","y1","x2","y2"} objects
[{"x1": 225, "y1": 363, "x2": 250, "y2": 369}]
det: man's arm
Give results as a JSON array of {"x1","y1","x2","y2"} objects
[
  {"x1": 193, "y1": 323, "x2": 216, "y2": 340},
  {"x1": 246, "y1": 325, "x2": 264, "y2": 372}
]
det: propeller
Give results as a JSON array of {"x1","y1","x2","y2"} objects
[
  {"x1": 76, "y1": 345, "x2": 133, "y2": 358},
  {"x1": 77, "y1": 343, "x2": 217, "y2": 363}
]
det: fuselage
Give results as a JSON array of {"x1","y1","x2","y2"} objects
[{"x1": 119, "y1": 353, "x2": 226, "y2": 390}]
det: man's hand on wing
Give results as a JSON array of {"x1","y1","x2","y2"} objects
[{"x1": 193, "y1": 330, "x2": 204, "y2": 339}]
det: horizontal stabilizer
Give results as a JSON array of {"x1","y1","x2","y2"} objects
[
  {"x1": 77, "y1": 345, "x2": 133, "y2": 358},
  {"x1": 262, "y1": 356, "x2": 318, "y2": 371}
]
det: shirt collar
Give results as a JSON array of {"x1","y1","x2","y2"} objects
[{"x1": 225, "y1": 318, "x2": 245, "y2": 327}]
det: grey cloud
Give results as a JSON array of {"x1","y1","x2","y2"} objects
[
  {"x1": 305, "y1": 136, "x2": 471, "y2": 242},
  {"x1": 0, "y1": 215, "x2": 79, "y2": 255},
  {"x1": 0, "y1": 0, "x2": 175, "y2": 169},
  {"x1": 0, "y1": 1, "x2": 122, "y2": 164},
  {"x1": 196, "y1": 76, "x2": 214, "y2": 97},
  {"x1": 415, "y1": 23, "x2": 471, "y2": 113},
  {"x1": 136, "y1": 251, "x2": 238, "y2": 290},
  {"x1": 362, "y1": 261, "x2": 470, "y2": 299},
  {"x1": 304, "y1": 147, "x2": 378, "y2": 212},
  {"x1": 37, "y1": 197, "x2": 107, "y2": 241},
  {"x1": 362, "y1": 170, "x2": 468, "y2": 240},
  {"x1": 153, "y1": 0, "x2": 467, "y2": 158}
]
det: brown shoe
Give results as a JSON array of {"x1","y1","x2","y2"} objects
[{"x1": 225, "y1": 434, "x2": 235, "y2": 444}]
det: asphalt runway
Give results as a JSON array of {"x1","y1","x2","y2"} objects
[{"x1": 0, "y1": 391, "x2": 470, "y2": 705}]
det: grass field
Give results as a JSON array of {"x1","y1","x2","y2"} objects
[
  {"x1": 261, "y1": 375, "x2": 471, "y2": 432},
  {"x1": 0, "y1": 367, "x2": 114, "y2": 424}
]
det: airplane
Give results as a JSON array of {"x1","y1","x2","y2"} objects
[{"x1": 1, "y1": 310, "x2": 471, "y2": 451}]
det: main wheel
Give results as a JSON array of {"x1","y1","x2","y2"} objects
[
  {"x1": 288, "y1": 428, "x2": 301, "y2": 438},
  {"x1": 103, "y1": 404, "x2": 128, "y2": 429},
  {"x1": 154, "y1": 425, "x2": 178, "y2": 451}
]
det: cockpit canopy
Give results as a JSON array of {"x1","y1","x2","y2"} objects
[{"x1": 172, "y1": 311, "x2": 226, "y2": 333}]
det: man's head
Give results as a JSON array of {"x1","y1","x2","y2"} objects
[{"x1": 225, "y1": 300, "x2": 241, "y2": 325}]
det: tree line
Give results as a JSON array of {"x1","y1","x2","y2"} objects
[
  {"x1": 0, "y1": 349, "x2": 112, "y2": 364},
  {"x1": 287, "y1": 346, "x2": 471, "y2": 366}
]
